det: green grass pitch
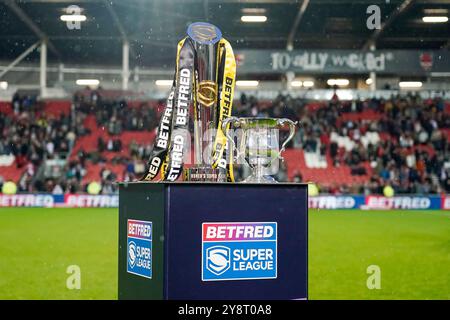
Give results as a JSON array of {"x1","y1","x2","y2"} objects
[{"x1": 0, "y1": 208, "x2": 448, "y2": 299}]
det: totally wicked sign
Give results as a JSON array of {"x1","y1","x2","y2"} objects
[{"x1": 235, "y1": 50, "x2": 450, "y2": 75}]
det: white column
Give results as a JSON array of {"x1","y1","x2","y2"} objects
[
  {"x1": 286, "y1": 71, "x2": 295, "y2": 91},
  {"x1": 40, "y1": 41, "x2": 47, "y2": 97},
  {"x1": 58, "y1": 63, "x2": 64, "y2": 83},
  {"x1": 369, "y1": 44, "x2": 376, "y2": 92},
  {"x1": 286, "y1": 44, "x2": 294, "y2": 91},
  {"x1": 133, "y1": 66, "x2": 139, "y2": 83},
  {"x1": 369, "y1": 71, "x2": 376, "y2": 92},
  {"x1": 133, "y1": 66, "x2": 139, "y2": 90},
  {"x1": 122, "y1": 41, "x2": 129, "y2": 90}
]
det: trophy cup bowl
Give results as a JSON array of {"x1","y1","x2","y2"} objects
[{"x1": 222, "y1": 117, "x2": 296, "y2": 183}]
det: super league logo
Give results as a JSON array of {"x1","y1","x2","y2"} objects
[
  {"x1": 206, "y1": 246, "x2": 230, "y2": 276},
  {"x1": 128, "y1": 241, "x2": 137, "y2": 268}
]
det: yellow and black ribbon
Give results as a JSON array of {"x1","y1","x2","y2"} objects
[
  {"x1": 141, "y1": 36, "x2": 236, "y2": 182},
  {"x1": 212, "y1": 38, "x2": 236, "y2": 182},
  {"x1": 141, "y1": 38, "x2": 187, "y2": 181},
  {"x1": 162, "y1": 38, "x2": 195, "y2": 181}
]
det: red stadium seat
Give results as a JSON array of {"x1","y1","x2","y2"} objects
[
  {"x1": 0, "y1": 162, "x2": 26, "y2": 182},
  {"x1": 44, "y1": 100, "x2": 71, "y2": 116},
  {"x1": 0, "y1": 102, "x2": 13, "y2": 115}
]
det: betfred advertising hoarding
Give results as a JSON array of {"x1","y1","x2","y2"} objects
[
  {"x1": 364, "y1": 196, "x2": 441, "y2": 210},
  {"x1": 0, "y1": 194, "x2": 118, "y2": 208},
  {"x1": 441, "y1": 196, "x2": 450, "y2": 210},
  {"x1": 0, "y1": 193, "x2": 447, "y2": 209}
]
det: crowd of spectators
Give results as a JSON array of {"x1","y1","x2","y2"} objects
[
  {"x1": 235, "y1": 92, "x2": 450, "y2": 194},
  {"x1": 0, "y1": 89, "x2": 157, "y2": 194},
  {"x1": 1, "y1": 89, "x2": 449, "y2": 195},
  {"x1": 73, "y1": 90, "x2": 158, "y2": 135},
  {"x1": 58, "y1": 90, "x2": 159, "y2": 193},
  {"x1": 0, "y1": 94, "x2": 79, "y2": 181}
]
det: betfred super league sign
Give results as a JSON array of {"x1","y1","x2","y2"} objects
[
  {"x1": 127, "y1": 219, "x2": 152, "y2": 279},
  {"x1": 202, "y1": 222, "x2": 277, "y2": 281}
]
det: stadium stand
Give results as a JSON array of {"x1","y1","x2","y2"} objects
[
  {"x1": 0, "y1": 90, "x2": 157, "y2": 193},
  {"x1": 1, "y1": 90, "x2": 449, "y2": 194}
]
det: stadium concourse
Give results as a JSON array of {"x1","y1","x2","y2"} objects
[{"x1": 0, "y1": 89, "x2": 449, "y2": 195}]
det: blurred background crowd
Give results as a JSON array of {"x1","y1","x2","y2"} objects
[{"x1": 1, "y1": 89, "x2": 449, "y2": 195}]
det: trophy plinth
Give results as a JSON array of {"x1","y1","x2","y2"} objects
[{"x1": 118, "y1": 182, "x2": 308, "y2": 299}]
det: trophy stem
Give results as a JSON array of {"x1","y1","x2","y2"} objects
[
  {"x1": 244, "y1": 158, "x2": 278, "y2": 184},
  {"x1": 256, "y1": 161, "x2": 265, "y2": 180}
]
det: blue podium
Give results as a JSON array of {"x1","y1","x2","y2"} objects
[{"x1": 118, "y1": 182, "x2": 308, "y2": 300}]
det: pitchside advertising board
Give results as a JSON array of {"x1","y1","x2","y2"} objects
[
  {"x1": 308, "y1": 195, "x2": 365, "y2": 209},
  {"x1": 0, "y1": 194, "x2": 118, "y2": 207},
  {"x1": 364, "y1": 195, "x2": 441, "y2": 210},
  {"x1": 1, "y1": 193, "x2": 449, "y2": 209},
  {"x1": 202, "y1": 222, "x2": 277, "y2": 281},
  {"x1": 127, "y1": 219, "x2": 152, "y2": 279},
  {"x1": 442, "y1": 196, "x2": 450, "y2": 210},
  {"x1": 308, "y1": 195, "x2": 444, "y2": 210}
]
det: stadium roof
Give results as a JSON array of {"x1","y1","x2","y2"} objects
[{"x1": 0, "y1": 0, "x2": 449, "y2": 67}]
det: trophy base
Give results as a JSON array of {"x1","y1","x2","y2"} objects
[
  {"x1": 183, "y1": 167, "x2": 222, "y2": 182},
  {"x1": 242, "y1": 174, "x2": 278, "y2": 184}
]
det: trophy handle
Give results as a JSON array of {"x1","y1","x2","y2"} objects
[
  {"x1": 221, "y1": 116, "x2": 242, "y2": 163},
  {"x1": 276, "y1": 118, "x2": 297, "y2": 161}
]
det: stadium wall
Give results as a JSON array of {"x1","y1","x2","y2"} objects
[{"x1": 0, "y1": 193, "x2": 449, "y2": 210}]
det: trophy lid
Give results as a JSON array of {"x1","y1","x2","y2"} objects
[{"x1": 187, "y1": 22, "x2": 222, "y2": 45}]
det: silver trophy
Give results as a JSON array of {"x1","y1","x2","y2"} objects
[
  {"x1": 181, "y1": 22, "x2": 236, "y2": 182},
  {"x1": 222, "y1": 117, "x2": 296, "y2": 183}
]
